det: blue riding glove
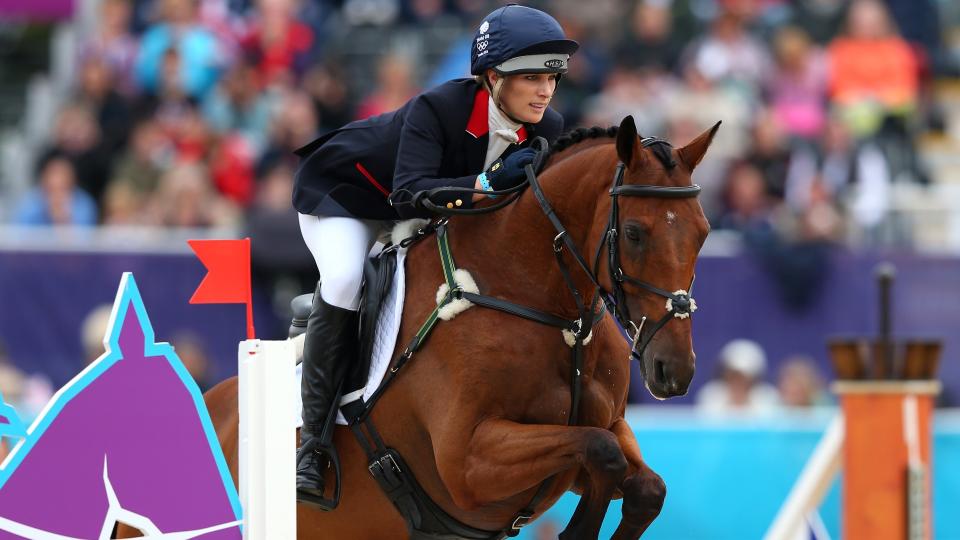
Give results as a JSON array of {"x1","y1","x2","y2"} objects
[{"x1": 483, "y1": 148, "x2": 538, "y2": 191}]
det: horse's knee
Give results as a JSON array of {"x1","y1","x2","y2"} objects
[
  {"x1": 621, "y1": 471, "x2": 666, "y2": 523},
  {"x1": 584, "y1": 431, "x2": 628, "y2": 479}
]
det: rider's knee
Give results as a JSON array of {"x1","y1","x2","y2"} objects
[{"x1": 319, "y1": 271, "x2": 365, "y2": 310}]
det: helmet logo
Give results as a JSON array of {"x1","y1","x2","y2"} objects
[
  {"x1": 476, "y1": 20, "x2": 491, "y2": 58},
  {"x1": 544, "y1": 59, "x2": 565, "y2": 69}
]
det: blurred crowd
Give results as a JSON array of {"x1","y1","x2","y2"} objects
[
  {"x1": 6, "y1": 0, "x2": 958, "y2": 311},
  {"x1": 695, "y1": 338, "x2": 831, "y2": 413}
]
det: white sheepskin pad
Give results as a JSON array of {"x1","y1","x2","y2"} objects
[
  {"x1": 435, "y1": 269, "x2": 480, "y2": 321},
  {"x1": 562, "y1": 328, "x2": 594, "y2": 348},
  {"x1": 391, "y1": 219, "x2": 430, "y2": 247}
]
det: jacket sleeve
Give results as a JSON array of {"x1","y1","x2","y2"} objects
[{"x1": 390, "y1": 95, "x2": 477, "y2": 219}]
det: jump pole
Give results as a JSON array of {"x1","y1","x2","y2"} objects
[
  {"x1": 238, "y1": 339, "x2": 298, "y2": 539},
  {"x1": 830, "y1": 264, "x2": 941, "y2": 540},
  {"x1": 187, "y1": 239, "x2": 298, "y2": 538}
]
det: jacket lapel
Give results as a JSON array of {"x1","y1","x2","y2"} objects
[{"x1": 464, "y1": 132, "x2": 489, "y2": 173}]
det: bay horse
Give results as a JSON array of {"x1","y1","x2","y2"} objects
[{"x1": 202, "y1": 115, "x2": 718, "y2": 539}]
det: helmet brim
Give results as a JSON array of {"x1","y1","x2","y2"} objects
[{"x1": 514, "y1": 39, "x2": 580, "y2": 57}]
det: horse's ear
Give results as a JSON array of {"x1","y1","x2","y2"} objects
[
  {"x1": 677, "y1": 121, "x2": 721, "y2": 171},
  {"x1": 616, "y1": 115, "x2": 638, "y2": 168}
]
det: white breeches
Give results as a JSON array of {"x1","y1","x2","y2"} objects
[{"x1": 298, "y1": 213, "x2": 383, "y2": 311}]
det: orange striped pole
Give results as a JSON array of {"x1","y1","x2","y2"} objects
[{"x1": 833, "y1": 381, "x2": 940, "y2": 540}]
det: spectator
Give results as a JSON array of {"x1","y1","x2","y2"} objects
[
  {"x1": 209, "y1": 135, "x2": 258, "y2": 206},
  {"x1": 202, "y1": 60, "x2": 276, "y2": 155},
  {"x1": 355, "y1": 54, "x2": 419, "y2": 120},
  {"x1": 240, "y1": 0, "x2": 315, "y2": 88},
  {"x1": 259, "y1": 89, "x2": 319, "y2": 172},
  {"x1": 42, "y1": 103, "x2": 112, "y2": 205},
  {"x1": 135, "y1": 0, "x2": 226, "y2": 100},
  {"x1": 144, "y1": 163, "x2": 240, "y2": 228},
  {"x1": 136, "y1": 48, "x2": 214, "y2": 164},
  {"x1": 745, "y1": 110, "x2": 794, "y2": 200},
  {"x1": 827, "y1": 0, "x2": 919, "y2": 137},
  {"x1": 696, "y1": 339, "x2": 780, "y2": 414},
  {"x1": 81, "y1": 304, "x2": 113, "y2": 365},
  {"x1": 615, "y1": 0, "x2": 685, "y2": 73},
  {"x1": 171, "y1": 332, "x2": 213, "y2": 391},
  {"x1": 683, "y1": 9, "x2": 772, "y2": 100},
  {"x1": 79, "y1": 0, "x2": 139, "y2": 96},
  {"x1": 76, "y1": 54, "x2": 134, "y2": 153},
  {"x1": 766, "y1": 26, "x2": 828, "y2": 141},
  {"x1": 107, "y1": 118, "x2": 173, "y2": 211},
  {"x1": 785, "y1": 116, "x2": 890, "y2": 234},
  {"x1": 777, "y1": 355, "x2": 829, "y2": 407},
  {"x1": 13, "y1": 154, "x2": 98, "y2": 226},
  {"x1": 582, "y1": 65, "x2": 678, "y2": 137},
  {"x1": 302, "y1": 63, "x2": 353, "y2": 134},
  {"x1": 715, "y1": 161, "x2": 774, "y2": 232}
]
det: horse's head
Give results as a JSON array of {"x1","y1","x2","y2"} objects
[{"x1": 608, "y1": 115, "x2": 719, "y2": 399}]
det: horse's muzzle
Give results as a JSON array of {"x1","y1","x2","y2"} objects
[{"x1": 645, "y1": 354, "x2": 694, "y2": 399}]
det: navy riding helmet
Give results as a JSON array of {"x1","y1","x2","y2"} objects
[{"x1": 470, "y1": 4, "x2": 579, "y2": 76}]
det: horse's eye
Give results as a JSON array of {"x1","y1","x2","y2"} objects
[{"x1": 624, "y1": 224, "x2": 643, "y2": 243}]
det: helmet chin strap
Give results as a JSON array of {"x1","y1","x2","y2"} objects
[{"x1": 489, "y1": 75, "x2": 528, "y2": 126}]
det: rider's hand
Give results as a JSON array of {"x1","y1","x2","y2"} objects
[{"x1": 485, "y1": 148, "x2": 537, "y2": 191}]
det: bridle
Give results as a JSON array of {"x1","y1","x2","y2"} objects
[
  {"x1": 413, "y1": 136, "x2": 701, "y2": 362},
  {"x1": 526, "y1": 136, "x2": 701, "y2": 361}
]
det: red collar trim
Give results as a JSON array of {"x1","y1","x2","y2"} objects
[{"x1": 465, "y1": 87, "x2": 527, "y2": 144}]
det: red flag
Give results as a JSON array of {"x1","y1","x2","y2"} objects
[{"x1": 188, "y1": 238, "x2": 255, "y2": 339}]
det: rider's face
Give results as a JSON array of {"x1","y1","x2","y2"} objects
[{"x1": 493, "y1": 72, "x2": 557, "y2": 123}]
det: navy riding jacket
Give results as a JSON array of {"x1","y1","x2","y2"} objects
[{"x1": 292, "y1": 78, "x2": 564, "y2": 220}]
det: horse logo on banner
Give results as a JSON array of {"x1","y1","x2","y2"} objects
[{"x1": 0, "y1": 273, "x2": 242, "y2": 539}]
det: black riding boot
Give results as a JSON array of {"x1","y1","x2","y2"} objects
[{"x1": 296, "y1": 282, "x2": 357, "y2": 508}]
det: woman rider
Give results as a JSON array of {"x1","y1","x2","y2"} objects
[{"x1": 292, "y1": 4, "x2": 578, "y2": 505}]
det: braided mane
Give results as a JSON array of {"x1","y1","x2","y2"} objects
[
  {"x1": 547, "y1": 125, "x2": 676, "y2": 170},
  {"x1": 549, "y1": 126, "x2": 619, "y2": 154}
]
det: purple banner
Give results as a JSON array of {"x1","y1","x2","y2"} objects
[
  {"x1": 0, "y1": 0, "x2": 74, "y2": 21},
  {"x1": 0, "y1": 249, "x2": 957, "y2": 407}
]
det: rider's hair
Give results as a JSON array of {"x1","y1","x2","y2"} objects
[{"x1": 549, "y1": 125, "x2": 676, "y2": 170}]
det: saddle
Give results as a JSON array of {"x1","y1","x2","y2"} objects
[{"x1": 289, "y1": 247, "x2": 397, "y2": 414}]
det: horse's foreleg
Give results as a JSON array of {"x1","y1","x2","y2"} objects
[
  {"x1": 436, "y1": 418, "x2": 626, "y2": 540},
  {"x1": 609, "y1": 418, "x2": 666, "y2": 540}
]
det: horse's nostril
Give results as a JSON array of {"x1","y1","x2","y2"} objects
[{"x1": 654, "y1": 359, "x2": 666, "y2": 386}]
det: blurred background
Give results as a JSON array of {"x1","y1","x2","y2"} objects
[{"x1": 0, "y1": 0, "x2": 959, "y2": 537}]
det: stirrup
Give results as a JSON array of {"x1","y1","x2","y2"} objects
[
  {"x1": 297, "y1": 441, "x2": 342, "y2": 511},
  {"x1": 297, "y1": 384, "x2": 344, "y2": 510}
]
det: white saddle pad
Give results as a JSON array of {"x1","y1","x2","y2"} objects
[{"x1": 295, "y1": 247, "x2": 408, "y2": 427}]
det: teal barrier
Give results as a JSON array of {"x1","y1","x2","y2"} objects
[{"x1": 519, "y1": 407, "x2": 960, "y2": 539}]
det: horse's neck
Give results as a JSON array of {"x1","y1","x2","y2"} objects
[{"x1": 449, "y1": 145, "x2": 615, "y2": 318}]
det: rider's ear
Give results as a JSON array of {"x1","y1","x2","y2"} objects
[
  {"x1": 677, "y1": 121, "x2": 721, "y2": 171},
  {"x1": 616, "y1": 115, "x2": 638, "y2": 168}
]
